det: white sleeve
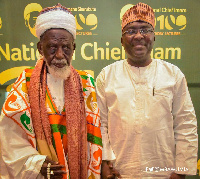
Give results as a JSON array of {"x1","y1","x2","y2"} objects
[
  {"x1": 172, "y1": 72, "x2": 198, "y2": 175},
  {"x1": 0, "y1": 112, "x2": 46, "y2": 179},
  {"x1": 96, "y1": 70, "x2": 116, "y2": 161}
]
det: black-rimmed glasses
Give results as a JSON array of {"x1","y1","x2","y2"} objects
[{"x1": 122, "y1": 28, "x2": 154, "y2": 36}]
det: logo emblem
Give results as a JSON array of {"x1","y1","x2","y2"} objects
[
  {"x1": 165, "y1": 15, "x2": 186, "y2": 30},
  {"x1": 24, "y1": 3, "x2": 42, "y2": 37},
  {"x1": 120, "y1": 4, "x2": 134, "y2": 22},
  {"x1": 75, "y1": 14, "x2": 98, "y2": 31}
]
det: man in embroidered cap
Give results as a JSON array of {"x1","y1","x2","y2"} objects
[
  {"x1": 0, "y1": 4, "x2": 102, "y2": 179},
  {"x1": 96, "y1": 2, "x2": 198, "y2": 179}
]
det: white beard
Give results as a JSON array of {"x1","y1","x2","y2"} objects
[{"x1": 45, "y1": 58, "x2": 71, "y2": 80}]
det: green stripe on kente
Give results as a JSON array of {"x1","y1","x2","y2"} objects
[
  {"x1": 51, "y1": 124, "x2": 67, "y2": 134},
  {"x1": 90, "y1": 77, "x2": 95, "y2": 87},
  {"x1": 83, "y1": 88, "x2": 88, "y2": 92},
  {"x1": 87, "y1": 133, "x2": 102, "y2": 146},
  {"x1": 52, "y1": 134, "x2": 56, "y2": 149},
  {"x1": 46, "y1": 91, "x2": 57, "y2": 113},
  {"x1": 26, "y1": 77, "x2": 30, "y2": 82},
  {"x1": 80, "y1": 75, "x2": 88, "y2": 80}
]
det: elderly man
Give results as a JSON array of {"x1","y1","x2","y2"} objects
[
  {"x1": 0, "y1": 4, "x2": 102, "y2": 179},
  {"x1": 96, "y1": 2, "x2": 198, "y2": 179}
]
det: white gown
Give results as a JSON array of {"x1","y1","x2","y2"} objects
[{"x1": 96, "y1": 59, "x2": 198, "y2": 178}]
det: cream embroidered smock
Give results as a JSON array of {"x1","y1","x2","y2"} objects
[
  {"x1": 96, "y1": 59, "x2": 198, "y2": 179},
  {"x1": 47, "y1": 73, "x2": 65, "y2": 113}
]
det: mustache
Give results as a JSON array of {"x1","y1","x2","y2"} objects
[{"x1": 51, "y1": 58, "x2": 68, "y2": 66}]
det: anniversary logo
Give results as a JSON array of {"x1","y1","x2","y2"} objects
[{"x1": 72, "y1": 7, "x2": 98, "y2": 36}]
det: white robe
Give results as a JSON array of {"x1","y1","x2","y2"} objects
[
  {"x1": 0, "y1": 73, "x2": 62, "y2": 179},
  {"x1": 96, "y1": 59, "x2": 198, "y2": 178},
  {"x1": 0, "y1": 70, "x2": 102, "y2": 179}
]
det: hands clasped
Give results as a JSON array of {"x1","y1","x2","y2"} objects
[{"x1": 40, "y1": 157, "x2": 66, "y2": 179}]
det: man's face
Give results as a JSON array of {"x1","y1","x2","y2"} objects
[
  {"x1": 121, "y1": 21, "x2": 155, "y2": 67},
  {"x1": 38, "y1": 29, "x2": 75, "y2": 79}
]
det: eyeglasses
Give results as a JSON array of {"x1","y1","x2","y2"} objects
[{"x1": 122, "y1": 28, "x2": 154, "y2": 36}]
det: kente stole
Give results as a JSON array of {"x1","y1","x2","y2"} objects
[
  {"x1": 25, "y1": 59, "x2": 102, "y2": 179},
  {"x1": 29, "y1": 59, "x2": 86, "y2": 178}
]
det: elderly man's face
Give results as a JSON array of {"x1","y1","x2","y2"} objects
[{"x1": 38, "y1": 29, "x2": 75, "y2": 79}]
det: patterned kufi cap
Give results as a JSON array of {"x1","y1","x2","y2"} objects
[
  {"x1": 121, "y1": 2, "x2": 155, "y2": 30},
  {"x1": 35, "y1": 3, "x2": 76, "y2": 39}
]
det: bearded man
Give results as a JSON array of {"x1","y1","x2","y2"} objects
[{"x1": 0, "y1": 4, "x2": 102, "y2": 179}]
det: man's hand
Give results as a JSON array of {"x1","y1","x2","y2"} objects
[
  {"x1": 101, "y1": 160, "x2": 121, "y2": 179},
  {"x1": 40, "y1": 157, "x2": 66, "y2": 179},
  {"x1": 169, "y1": 173, "x2": 186, "y2": 179}
]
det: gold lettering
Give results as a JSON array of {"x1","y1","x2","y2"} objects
[
  {"x1": 155, "y1": 32, "x2": 164, "y2": 35},
  {"x1": 157, "y1": 15, "x2": 165, "y2": 30},
  {"x1": 122, "y1": 46, "x2": 126, "y2": 59},
  {"x1": 174, "y1": 32, "x2": 181, "y2": 35},
  {"x1": 151, "y1": 47, "x2": 181, "y2": 60},
  {"x1": 30, "y1": 42, "x2": 35, "y2": 60},
  {"x1": 106, "y1": 42, "x2": 110, "y2": 60},
  {"x1": 72, "y1": 50, "x2": 75, "y2": 60},
  {"x1": 0, "y1": 43, "x2": 10, "y2": 61},
  {"x1": 154, "y1": 48, "x2": 164, "y2": 59},
  {"x1": 111, "y1": 48, "x2": 121, "y2": 60},
  {"x1": 94, "y1": 42, "x2": 104, "y2": 60},
  {"x1": 81, "y1": 43, "x2": 93, "y2": 60},
  {"x1": 11, "y1": 48, "x2": 22, "y2": 61},
  {"x1": 165, "y1": 48, "x2": 181, "y2": 59},
  {"x1": 36, "y1": 49, "x2": 40, "y2": 60},
  {"x1": 22, "y1": 44, "x2": 30, "y2": 61},
  {"x1": 162, "y1": 8, "x2": 166, "y2": 12}
]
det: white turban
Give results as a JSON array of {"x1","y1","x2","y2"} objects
[{"x1": 35, "y1": 6, "x2": 76, "y2": 39}]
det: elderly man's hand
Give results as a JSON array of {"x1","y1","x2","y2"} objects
[
  {"x1": 40, "y1": 157, "x2": 66, "y2": 179},
  {"x1": 169, "y1": 173, "x2": 185, "y2": 179},
  {"x1": 101, "y1": 160, "x2": 121, "y2": 179}
]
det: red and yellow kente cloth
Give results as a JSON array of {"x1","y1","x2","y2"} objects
[{"x1": 1, "y1": 61, "x2": 102, "y2": 178}]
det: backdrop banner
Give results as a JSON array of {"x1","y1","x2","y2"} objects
[{"x1": 0, "y1": 0, "x2": 199, "y2": 177}]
